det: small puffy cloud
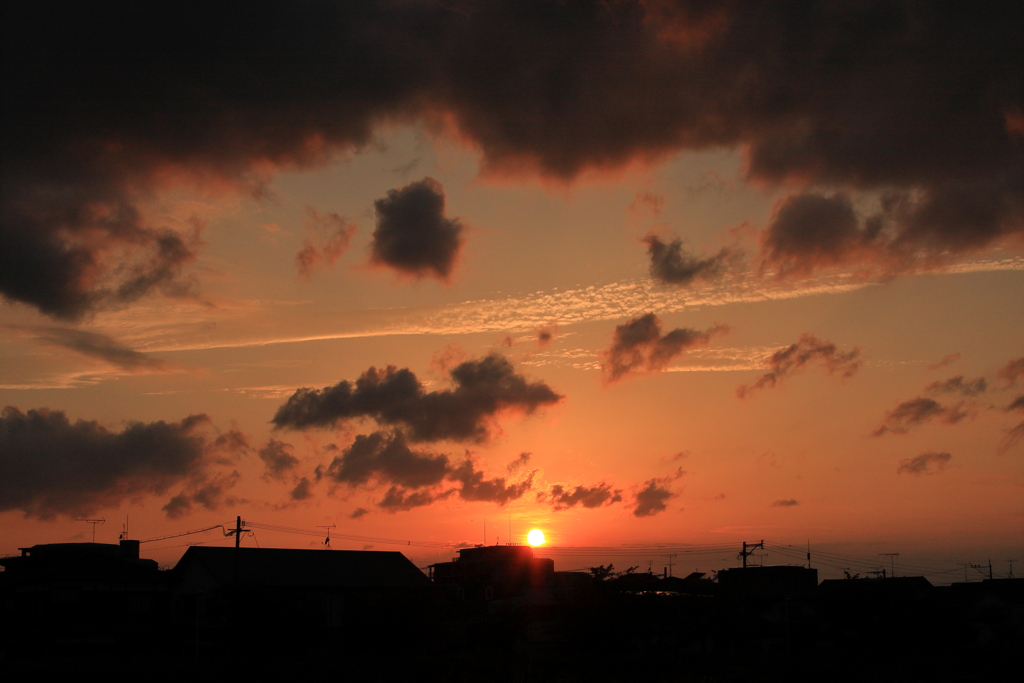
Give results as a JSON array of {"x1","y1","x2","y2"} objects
[
  {"x1": 448, "y1": 458, "x2": 534, "y2": 506},
  {"x1": 601, "y1": 313, "x2": 727, "y2": 383},
  {"x1": 290, "y1": 477, "x2": 314, "y2": 501},
  {"x1": 536, "y1": 326, "x2": 557, "y2": 349},
  {"x1": 997, "y1": 357, "x2": 1024, "y2": 387},
  {"x1": 0, "y1": 406, "x2": 244, "y2": 519},
  {"x1": 326, "y1": 431, "x2": 450, "y2": 489},
  {"x1": 506, "y1": 452, "x2": 531, "y2": 473},
  {"x1": 737, "y1": 333, "x2": 861, "y2": 398},
  {"x1": 897, "y1": 451, "x2": 952, "y2": 475},
  {"x1": 642, "y1": 234, "x2": 732, "y2": 286},
  {"x1": 539, "y1": 482, "x2": 622, "y2": 511},
  {"x1": 760, "y1": 192, "x2": 877, "y2": 276},
  {"x1": 273, "y1": 353, "x2": 562, "y2": 443},
  {"x1": 163, "y1": 470, "x2": 241, "y2": 519},
  {"x1": 295, "y1": 207, "x2": 355, "y2": 278},
  {"x1": 258, "y1": 439, "x2": 300, "y2": 481},
  {"x1": 872, "y1": 397, "x2": 971, "y2": 436},
  {"x1": 771, "y1": 499, "x2": 799, "y2": 507},
  {"x1": 633, "y1": 478, "x2": 675, "y2": 518},
  {"x1": 925, "y1": 375, "x2": 987, "y2": 397},
  {"x1": 350, "y1": 507, "x2": 369, "y2": 519},
  {"x1": 369, "y1": 177, "x2": 463, "y2": 280}
]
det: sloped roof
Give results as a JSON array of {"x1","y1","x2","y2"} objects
[{"x1": 174, "y1": 546, "x2": 430, "y2": 590}]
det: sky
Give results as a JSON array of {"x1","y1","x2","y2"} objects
[{"x1": 2, "y1": 1, "x2": 1022, "y2": 580}]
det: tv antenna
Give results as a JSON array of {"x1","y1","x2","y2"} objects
[
  {"x1": 76, "y1": 518, "x2": 105, "y2": 543},
  {"x1": 879, "y1": 552, "x2": 899, "y2": 577},
  {"x1": 317, "y1": 524, "x2": 336, "y2": 550}
]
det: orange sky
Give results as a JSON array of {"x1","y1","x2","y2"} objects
[{"x1": 2, "y1": 2, "x2": 1022, "y2": 582}]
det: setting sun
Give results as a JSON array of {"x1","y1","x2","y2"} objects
[{"x1": 527, "y1": 529, "x2": 546, "y2": 546}]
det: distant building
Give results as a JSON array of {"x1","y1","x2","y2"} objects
[
  {"x1": 431, "y1": 544, "x2": 554, "y2": 602},
  {"x1": 0, "y1": 540, "x2": 168, "y2": 648},
  {"x1": 717, "y1": 565, "x2": 818, "y2": 600},
  {"x1": 171, "y1": 546, "x2": 433, "y2": 643}
]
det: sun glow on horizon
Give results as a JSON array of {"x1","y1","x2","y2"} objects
[{"x1": 527, "y1": 529, "x2": 546, "y2": 546}]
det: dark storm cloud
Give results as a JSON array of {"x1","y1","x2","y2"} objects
[
  {"x1": 771, "y1": 499, "x2": 799, "y2": 507},
  {"x1": 872, "y1": 397, "x2": 971, "y2": 436},
  {"x1": 539, "y1": 482, "x2": 623, "y2": 511},
  {"x1": 370, "y1": 177, "x2": 463, "y2": 280},
  {"x1": 295, "y1": 208, "x2": 356, "y2": 278},
  {"x1": 0, "y1": 406, "x2": 239, "y2": 519},
  {"x1": 633, "y1": 478, "x2": 675, "y2": 518},
  {"x1": 258, "y1": 439, "x2": 300, "y2": 481},
  {"x1": 737, "y1": 334, "x2": 861, "y2": 398},
  {"x1": 896, "y1": 451, "x2": 952, "y2": 475},
  {"x1": 642, "y1": 235, "x2": 732, "y2": 286},
  {"x1": 4, "y1": 2, "x2": 1020, "y2": 318},
  {"x1": 997, "y1": 357, "x2": 1024, "y2": 387},
  {"x1": 326, "y1": 431, "x2": 450, "y2": 489},
  {"x1": 602, "y1": 313, "x2": 726, "y2": 383},
  {"x1": 16, "y1": 326, "x2": 176, "y2": 372},
  {"x1": 925, "y1": 375, "x2": 987, "y2": 397},
  {"x1": 448, "y1": 458, "x2": 534, "y2": 506},
  {"x1": 272, "y1": 353, "x2": 562, "y2": 442}
]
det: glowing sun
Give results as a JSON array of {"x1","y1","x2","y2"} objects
[{"x1": 527, "y1": 529, "x2": 546, "y2": 546}]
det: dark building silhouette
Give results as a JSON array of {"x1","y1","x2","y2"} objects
[
  {"x1": 430, "y1": 544, "x2": 554, "y2": 603},
  {"x1": 171, "y1": 546, "x2": 432, "y2": 646},
  {"x1": 0, "y1": 540, "x2": 168, "y2": 649}
]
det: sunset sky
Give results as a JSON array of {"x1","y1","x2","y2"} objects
[{"x1": 2, "y1": 1, "x2": 1022, "y2": 580}]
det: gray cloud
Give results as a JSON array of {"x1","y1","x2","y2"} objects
[
  {"x1": 273, "y1": 353, "x2": 562, "y2": 443},
  {"x1": 872, "y1": 397, "x2": 971, "y2": 436},
  {"x1": 539, "y1": 482, "x2": 623, "y2": 511},
  {"x1": 633, "y1": 478, "x2": 675, "y2": 518},
  {"x1": 928, "y1": 353, "x2": 961, "y2": 371},
  {"x1": 896, "y1": 451, "x2": 952, "y2": 475},
  {"x1": 258, "y1": 439, "x2": 300, "y2": 481},
  {"x1": 737, "y1": 333, "x2": 861, "y2": 398},
  {"x1": 642, "y1": 235, "x2": 732, "y2": 286},
  {"x1": 997, "y1": 356, "x2": 1024, "y2": 387},
  {"x1": 771, "y1": 499, "x2": 799, "y2": 507},
  {"x1": 290, "y1": 477, "x2": 314, "y2": 501},
  {"x1": 295, "y1": 207, "x2": 356, "y2": 278},
  {"x1": 4, "y1": 2, "x2": 1019, "y2": 320},
  {"x1": 326, "y1": 431, "x2": 450, "y2": 489},
  {"x1": 1, "y1": 406, "x2": 243, "y2": 519},
  {"x1": 925, "y1": 375, "x2": 987, "y2": 397},
  {"x1": 18, "y1": 326, "x2": 176, "y2": 373},
  {"x1": 602, "y1": 313, "x2": 727, "y2": 383},
  {"x1": 448, "y1": 458, "x2": 534, "y2": 506},
  {"x1": 370, "y1": 177, "x2": 463, "y2": 280}
]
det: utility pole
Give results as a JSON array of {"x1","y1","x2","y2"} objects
[
  {"x1": 227, "y1": 516, "x2": 246, "y2": 548},
  {"x1": 76, "y1": 518, "x2": 105, "y2": 543},
  {"x1": 879, "y1": 553, "x2": 898, "y2": 578},
  {"x1": 665, "y1": 554, "x2": 677, "y2": 578},
  {"x1": 741, "y1": 540, "x2": 764, "y2": 569}
]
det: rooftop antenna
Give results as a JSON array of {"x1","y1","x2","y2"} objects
[
  {"x1": 1007, "y1": 559, "x2": 1016, "y2": 578},
  {"x1": 76, "y1": 518, "x2": 105, "y2": 543},
  {"x1": 317, "y1": 524, "x2": 336, "y2": 550},
  {"x1": 879, "y1": 553, "x2": 898, "y2": 578},
  {"x1": 119, "y1": 515, "x2": 129, "y2": 541}
]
